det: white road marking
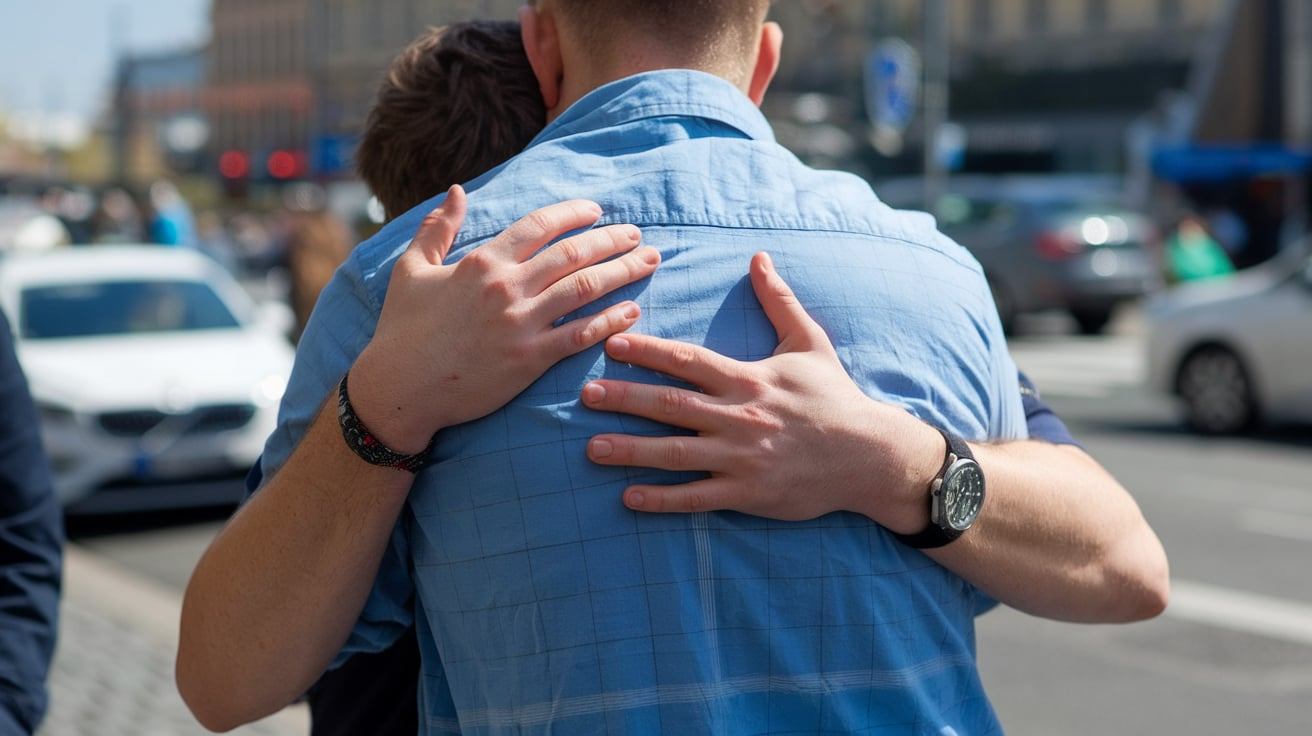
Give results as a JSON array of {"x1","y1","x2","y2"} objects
[
  {"x1": 1009, "y1": 336, "x2": 1145, "y2": 399},
  {"x1": 1167, "y1": 579, "x2": 1312, "y2": 647},
  {"x1": 1239, "y1": 509, "x2": 1312, "y2": 542}
]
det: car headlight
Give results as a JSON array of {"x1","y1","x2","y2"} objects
[{"x1": 253, "y1": 373, "x2": 288, "y2": 406}]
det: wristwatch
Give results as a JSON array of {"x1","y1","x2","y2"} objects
[{"x1": 891, "y1": 427, "x2": 985, "y2": 549}]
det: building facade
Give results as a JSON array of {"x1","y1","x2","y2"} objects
[{"x1": 205, "y1": 0, "x2": 313, "y2": 185}]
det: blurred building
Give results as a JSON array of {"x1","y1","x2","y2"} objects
[
  {"x1": 306, "y1": 0, "x2": 522, "y2": 179},
  {"x1": 205, "y1": 0, "x2": 314, "y2": 193},
  {"x1": 112, "y1": 47, "x2": 209, "y2": 183}
]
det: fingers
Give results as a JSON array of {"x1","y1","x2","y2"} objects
[
  {"x1": 595, "y1": 333, "x2": 743, "y2": 396},
  {"x1": 749, "y1": 252, "x2": 831, "y2": 354},
  {"x1": 532, "y1": 240, "x2": 661, "y2": 318},
  {"x1": 580, "y1": 379, "x2": 728, "y2": 433},
  {"x1": 488, "y1": 199, "x2": 605, "y2": 262},
  {"x1": 620, "y1": 479, "x2": 736, "y2": 514},
  {"x1": 411, "y1": 185, "x2": 467, "y2": 265},
  {"x1": 542, "y1": 301, "x2": 644, "y2": 359},
  {"x1": 526, "y1": 222, "x2": 650, "y2": 296}
]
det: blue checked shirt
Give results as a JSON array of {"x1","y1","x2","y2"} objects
[{"x1": 262, "y1": 70, "x2": 1026, "y2": 735}]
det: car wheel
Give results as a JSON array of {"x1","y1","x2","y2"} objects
[
  {"x1": 1176, "y1": 345, "x2": 1258, "y2": 434},
  {"x1": 988, "y1": 277, "x2": 1016, "y2": 335},
  {"x1": 1070, "y1": 306, "x2": 1113, "y2": 335}
]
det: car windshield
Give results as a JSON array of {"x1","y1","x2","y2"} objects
[{"x1": 20, "y1": 279, "x2": 241, "y2": 339}]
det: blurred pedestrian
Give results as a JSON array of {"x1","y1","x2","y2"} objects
[
  {"x1": 0, "y1": 306, "x2": 64, "y2": 735},
  {"x1": 282, "y1": 185, "x2": 354, "y2": 342},
  {"x1": 91, "y1": 186, "x2": 145, "y2": 244},
  {"x1": 145, "y1": 179, "x2": 199, "y2": 248},
  {"x1": 1166, "y1": 213, "x2": 1234, "y2": 283}
]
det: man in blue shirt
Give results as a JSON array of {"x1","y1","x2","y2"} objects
[
  {"x1": 0, "y1": 309, "x2": 62, "y2": 735},
  {"x1": 179, "y1": 3, "x2": 1167, "y2": 733}
]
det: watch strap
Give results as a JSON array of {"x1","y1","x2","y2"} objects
[
  {"x1": 337, "y1": 371, "x2": 433, "y2": 473},
  {"x1": 890, "y1": 426, "x2": 972, "y2": 549}
]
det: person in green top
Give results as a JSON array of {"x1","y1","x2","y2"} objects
[{"x1": 1166, "y1": 213, "x2": 1235, "y2": 282}]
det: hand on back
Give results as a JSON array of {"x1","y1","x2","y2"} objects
[
  {"x1": 581, "y1": 251, "x2": 940, "y2": 526},
  {"x1": 350, "y1": 185, "x2": 661, "y2": 453}
]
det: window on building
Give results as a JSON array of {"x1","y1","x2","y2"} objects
[
  {"x1": 1087, "y1": 0, "x2": 1109, "y2": 28},
  {"x1": 973, "y1": 0, "x2": 993, "y2": 37},
  {"x1": 1025, "y1": 0, "x2": 1047, "y2": 33},
  {"x1": 1158, "y1": 0, "x2": 1182, "y2": 24}
]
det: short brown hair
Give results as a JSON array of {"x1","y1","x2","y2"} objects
[{"x1": 355, "y1": 21, "x2": 545, "y2": 220}]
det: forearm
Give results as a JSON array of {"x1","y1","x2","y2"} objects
[
  {"x1": 923, "y1": 438, "x2": 1169, "y2": 623},
  {"x1": 177, "y1": 394, "x2": 413, "y2": 731}
]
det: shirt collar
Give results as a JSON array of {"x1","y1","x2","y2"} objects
[{"x1": 527, "y1": 69, "x2": 777, "y2": 148}]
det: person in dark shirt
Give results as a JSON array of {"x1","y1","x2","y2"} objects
[{"x1": 0, "y1": 307, "x2": 64, "y2": 734}]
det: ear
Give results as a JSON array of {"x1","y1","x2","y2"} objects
[
  {"x1": 747, "y1": 22, "x2": 783, "y2": 107},
  {"x1": 519, "y1": 5, "x2": 563, "y2": 112}
]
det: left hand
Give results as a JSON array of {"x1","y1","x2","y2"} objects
[{"x1": 580, "y1": 252, "x2": 940, "y2": 530}]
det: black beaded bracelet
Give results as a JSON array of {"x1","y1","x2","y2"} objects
[{"x1": 337, "y1": 371, "x2": 433, "y2": 473}]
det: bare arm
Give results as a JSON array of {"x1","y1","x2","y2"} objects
[
  {"x1": 581, "y1": 251, "x2": 1169, "y2": 624},
  {"x1": 177, "y1": 188, "x2": 661, "y2": 731}
]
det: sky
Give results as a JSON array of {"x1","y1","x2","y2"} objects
[{"x1": 0, "y1": 0, "x2": 210, "y2": 145}]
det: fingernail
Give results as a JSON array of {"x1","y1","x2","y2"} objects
[
  {"x1": 625, "y1": 490, "x2": 645, "y2": 508},
  {"x1": 590, "y1": 438, "x2": 613, "y2": 458},
  {"x1": 642, "y1": 246, "x2": 661, "y2": 265},
  {"x1": 622, "y1": 303, "x2": 640, "y2": 320},
  {"x1": 582, "y1": 382, "x2": 606, "y2": 404},
  {"x1": 607, "y1": 336, "x2": 630, "y2": 356}
]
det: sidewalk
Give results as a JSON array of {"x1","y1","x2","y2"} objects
[{"x1": 37, "y1": 545, "x2": 309, "y2": 736}]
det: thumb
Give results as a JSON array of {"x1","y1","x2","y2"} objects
[
  {"x1": 749, "y1": 252, "x2": 829, "y2": 355},
  {"x1": 412, "y1": 185, "x2": 467, "y2": 265}
]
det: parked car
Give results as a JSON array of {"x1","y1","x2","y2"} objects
[
  {"x1": 1145, "y1": 246, "x2": 1312, "y2": 434},
  {"x1": 0, "y1": 245, "x2": 295, "y2": 513},
  {"x1": 877, "y1": 176, "x2": 1162, "y2": 334}
]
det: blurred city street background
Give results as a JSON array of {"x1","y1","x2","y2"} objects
[{"x1": 3, "y1": 0, "x2": 1311, "y2": 734}]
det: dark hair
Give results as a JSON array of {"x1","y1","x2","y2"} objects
[{"x1": 355, "y1": 21, "x2": 545, "y2": 220}]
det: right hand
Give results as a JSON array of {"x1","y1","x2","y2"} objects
[{"x1": 350, "y1": 185, "x2": 661, "y2": 452}]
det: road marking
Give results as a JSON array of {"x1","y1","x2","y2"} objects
[
  {"x1": 1168, "y1": 579, "x2": 1312, "y2": 647},
  {"x1": 1239, "y1": 509, "x2": 1312, "y2": 542},
  {"x1": 1009, "y1": 336, "x2": 1144, "y2": 399}
]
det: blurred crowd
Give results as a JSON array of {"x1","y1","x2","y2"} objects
[{"x1": 0, "y1": 180, "x2": 372, "y2": 340}]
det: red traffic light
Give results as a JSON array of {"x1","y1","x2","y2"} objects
[
  {"x1": 266, "y1": 149, "x2": 306, "y2": 179},
  {"x1": 218, "y1": 150, "x2": 249, "y2": 178}
]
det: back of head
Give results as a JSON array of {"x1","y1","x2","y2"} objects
[
  {"x1": 356, "y1": 21, "x2": 544, "y2": 220},
  {"x1": 542, "y1": 0, "x2": 770, "y2": 84}
]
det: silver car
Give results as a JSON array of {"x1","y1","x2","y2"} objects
[
  {"x1": 878, "y1": 176, "x2": 1163, "y2": 334},
  {"x1": 1145, "y1": 246, "x2": 1312, "y2": 434}
]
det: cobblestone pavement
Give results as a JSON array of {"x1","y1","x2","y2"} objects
[{"x1": 37, "y1": 547, "x2": 309, "y2": 736}]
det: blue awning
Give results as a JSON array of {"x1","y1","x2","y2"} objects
[{"x1": 1151, "y1": 144, "x2": 1312, "y2": 182}]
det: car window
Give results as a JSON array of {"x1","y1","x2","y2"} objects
[
  {"x1": 934, "y1": 194, "x2": 1017, "y2": 228},
  {"x1": 20, "y1": 279, "x2": 241, "y2": 339}
]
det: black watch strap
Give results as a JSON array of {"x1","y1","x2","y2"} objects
[
  {"x1": 337, "y1": 371, "x2": 433, "y2": 473},
  {"x1": 891, "y1": 427, "x2": 972, "y2": 549}
]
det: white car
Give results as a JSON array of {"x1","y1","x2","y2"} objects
[
  {"x1": 0, "y1": 245, "x2": 294, "y2": 513},
  {"x1": 1145, "y1": 246, "x2": 1312, "y2": 434}
]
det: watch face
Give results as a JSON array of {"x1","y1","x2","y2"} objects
[{"x1": 942, "y1": 458, "x2": 985, "y2": 531}]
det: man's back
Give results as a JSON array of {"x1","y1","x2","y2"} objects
[{"x1": 285, "y1": 70, "x2": 1022, "y2": 734}]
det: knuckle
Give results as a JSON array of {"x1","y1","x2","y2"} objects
[
  {"x1": 656, "y1": 387, "x2": 685, "y2": 416},
  {"x1": 571, "y1": 271, "x2": 601, "y2": 302},
  {"x1": 555, "y1": 238, "x2": 586, "y2": 267},
  {"x1": 669, "y1": 343, "x2": 699, "y2": 371},
  {"x1": 522, "y1": 209, "x2": 554, "y2": 236},
  {"x1": 662, "y1": 438, "x2": 692, "y2": 471}
]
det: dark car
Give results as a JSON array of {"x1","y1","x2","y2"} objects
[{"x1": 878, "y1": 176, "x2": 1163, "y2": 334}]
